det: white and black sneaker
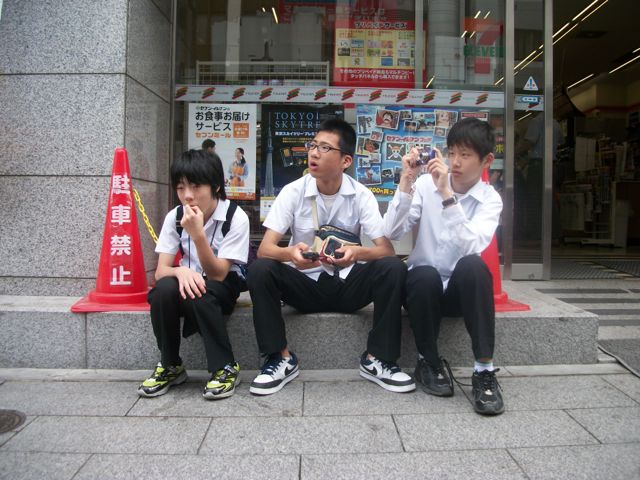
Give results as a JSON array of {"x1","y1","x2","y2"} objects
[
  {"x1": 359, "y1": 352, "x2": 416, "y2": 393},
  {"x1": 249, "y1": 352, "x2": 299, "y2": 396}
]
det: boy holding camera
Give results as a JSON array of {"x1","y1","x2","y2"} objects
[
  {"x1": 138, "y1": 150, "x2": 250, "y2": 400},
  {"x1": 383, "y1": 117, "x2": 505, "y2": 415},
  {"x1": 247, "y1": 118, "x2": 414, "y2": 395}
]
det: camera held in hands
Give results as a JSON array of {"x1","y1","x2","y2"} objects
[{"x1": 415, "y1": 147, "x2": 437, "y2": 166}]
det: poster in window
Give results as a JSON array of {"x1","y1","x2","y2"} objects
[{"x1": 187, "y1": 103, "x2": 257, "y2": 200}]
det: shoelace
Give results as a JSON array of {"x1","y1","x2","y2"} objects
[
  {"x1": 375, "y1": 358, "x2": 401, "y2": 375},
  {"x1": 212, "y1": 364, "x2": 236, "y2": 382},
  {"x1": 261, "y1": 355, "x2": 286, "y2": 375},
  {"x1": 475, "y1": 369, "x2": 502, "y2": 393}
]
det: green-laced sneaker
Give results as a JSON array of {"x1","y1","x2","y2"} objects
[
  {"x1": 137, "y1": 363, "x2": 188, "y2": 397},
  {"x1": 203, "y1": 362, "x2": 240, "y2": 400}
]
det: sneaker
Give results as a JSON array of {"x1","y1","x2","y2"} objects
[
  {"x1": 359, "y1": 352, "x2": 416, "y2": 393},
  {"x1": 203, "y1": 362, "x2": 241, "y2": 400},
  {"x1": 137, "y1": 363, "x2": 187, "y2": 397},
  {"x1": 471, "y1": 369, "x2": 505, "y2": 415},
  {"x1": 249, "y1": 352, "x2": 299, "y2": 396},
  {"x1": 414, "y1": 357, "x2": 454, "y2": 397}
]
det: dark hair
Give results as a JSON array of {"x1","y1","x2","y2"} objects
[
  {"x1": 170, "y1": 149, "x2": 226, "y2": 200},
  {"x1": 317, "y1": 118, "x2": 356, "y2": 157},
  {"x1": 447, "y1": 118, "x2": 495, "y2": 159},
  {"x1": 201, "y1": 139, "x2": 216, "y2": 150},
  {"x1": 236, "y1": 147, "x2": 246, "y2": 165}
]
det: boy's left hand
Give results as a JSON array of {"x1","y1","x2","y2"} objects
[{"x1": 323, "y1": 246, "x2": 357, "y2": 268}]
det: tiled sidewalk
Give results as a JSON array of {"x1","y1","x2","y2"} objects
[{"x1": 0, "y1": 365, "x2": 639, "y2": 479}]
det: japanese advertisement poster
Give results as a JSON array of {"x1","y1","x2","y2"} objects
[
  {"x1": 355, "y1": 105, "x2": 491, "y2": 200},
  {"x1": 260, "y1": 104, "x2": 343, "y2": 219},
  {"x1": 333, "y1": 17, "x2": 415, "y2": 87},
  {"x1": 187, "y1": 103, "x2": 257, "y2": 200}
]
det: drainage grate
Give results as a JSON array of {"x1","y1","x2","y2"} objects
[
  {"x1": 594, "y1": 260, "x2": 640, "y2": 277},
  {"x1": 551, "y1": 260, "x2": 628, "y2": 279},
  {"x1": 0, "y1": 410, "x2": 26, "y2": 434}
]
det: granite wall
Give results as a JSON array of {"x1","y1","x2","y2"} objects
[{"x1": 0, "y1": 0, "x2": 172, "y2": 295}]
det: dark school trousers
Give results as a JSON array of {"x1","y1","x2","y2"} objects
[
  {"x1": 247, "y1": 256, "x2": 407, "y2": 363},
  {"x1": 147, "y1": 273, "x2": 242, "y2": 372},
  {"x1": 405, "y1": 255, "x2": 495, "y2": 367}
]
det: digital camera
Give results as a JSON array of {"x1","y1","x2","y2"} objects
[{"x1": 415, "y1": 147, "x2": 437, "y2": 166}]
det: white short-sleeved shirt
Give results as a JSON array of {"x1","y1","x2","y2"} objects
[
  {"x1": 264, "y1": 173, "x2": 385, "y2": 280},
  {"x1": 155, "y1": 199, "x2": 250, "y2": 277},
  {"x1": 383, "y1": 174, "x2": 502, "y2": 289}
]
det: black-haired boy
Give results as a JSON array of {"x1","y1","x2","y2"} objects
[
  {"x1": 383, "y1": 117, "x2": 505, "y2": 415},
  {"x1": 248, "y1": 118, "x2": 414, "y2": 395},
  {"x1": 138, "y1": 149, "x2": 250, "y2": 400}
]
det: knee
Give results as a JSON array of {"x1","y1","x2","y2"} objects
[
  {"x1": 149, "y1": 276, "x2": 179, "y2": 301},
  {"x1": 407, "y1": 265, "x2": 442, "y2": 291},
  {"x1": 454, "y1": 255, "x2": 491, "y2": 283},
  {"x1": 247, "y1": 258, "x2": 280, "y2": 288}
]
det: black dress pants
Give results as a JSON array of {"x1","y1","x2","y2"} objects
[
  {"x1": 147, "y1": 273, "x2": 241, "y2": 372},
  {"x1": 405, "y1": 255, "x2": 495, "y2": 367},
  {"x1": 247, "y1": 256, "x2": 407, "y2": 363}
]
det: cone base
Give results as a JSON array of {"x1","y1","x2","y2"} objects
[
  {"x1": 71, "y1": 290, "x2": 151, "y2": 313},
  {"x1": 495, "y1": 293, "x2": 531, "y2": 313}
]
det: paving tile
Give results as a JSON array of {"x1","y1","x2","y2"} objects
[
  {"x1": 0, "y1": 381, "x2": 138, "y2": 416},
  {"x1": 128, "y1": 381, "x2": 302, "y2": 417},
  {"x1": 0, "y1": 451, "x2": 89, "y2": 480},
  {"x1": 199, "y1": 415, "x2": 402, "y2": 455},
  {"x1": 2, "y1": 416, "x2": 209, "y2": 454},
  {"x1": 568, "y1": 407, "x2": 640, "y2": 444},
  {"x1": 394, "y1": 411, "x2": 598, "y2": 451},
  {"x1": 0, "y1": 415, "x2": 35, "y2": 447},
  {"x1": 509, "y1": 443, "x2": 640, "y2": 480},
  {"x1": 601, "y1": 374, "x2": 640, "y2": 403},
  {"x1": 301, "y1": 450, "x2": 527, "y2": 480},
  {"x1": 303, "y1": 380, "x2": 471, "y2": 416},
  {"x1": 490, "y1": 376, "x2": 637, "y2": 411},
  {"x1": 73, "y1": 453, "x2": 299, "y2": 480}
]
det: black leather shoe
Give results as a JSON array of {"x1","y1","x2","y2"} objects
[
  {"x1": 414, "y1": 357, "x2": 454, "y2": 397},
  {"x1": 471, "y1": 369, "x2": 505, "y2": 415}
]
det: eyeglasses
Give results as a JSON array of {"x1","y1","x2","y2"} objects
[{"x1": 304, "y1": 141, "x2": 346, "y2": 154}]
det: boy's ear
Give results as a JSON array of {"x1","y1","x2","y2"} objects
[
  {"x1": 342, "y1": 154, "x2": 353, "y2": 170},
  {"x1": 481, "y1": 152, "x2": 495, "y2": 169}
]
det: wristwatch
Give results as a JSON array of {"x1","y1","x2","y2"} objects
[{"x1": 442, "y1": 195, "x2": 458, "y2": 208}]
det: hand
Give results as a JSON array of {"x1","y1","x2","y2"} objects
[
  {"x1": 426, "y1": 150, "x2": 450, "y2": 194},
  {"x1": 181, "y1": 205, "x2": 205, "y2": 239},
  {"x1": 174, "y1": 266, "x2": 206, "y2": 299},
  {"x1": 398, "y1": 147, "x2": 421, "y2": 193},
  {"x1": 323, "y1": 245, "x2": 357, "y2": 268},
  {"x1": 290, "y1": 242, "x2": 321, "y2": 270}
]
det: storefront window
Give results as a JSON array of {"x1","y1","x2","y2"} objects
[{"x1": 172, "y1": 0, "x2": 507, "y2": 248}]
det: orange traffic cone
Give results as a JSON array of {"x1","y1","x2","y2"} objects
[
  {"x1": 480, "y1": 169, "x2": 530, "y2": 312},
  {"x1": 71, "y1": 148, "x2": 150, "y2": 312}
]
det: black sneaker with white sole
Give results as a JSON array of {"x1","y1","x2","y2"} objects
[
  {"x1": 471, "y1": 369, "x2": 505, "y2": 415},
  {"x1": 359, "y1": 352, "x2": 416, "y2": 393},
  {"x1": 249, "y1": 352, "x2": 299, "y2": 395}
]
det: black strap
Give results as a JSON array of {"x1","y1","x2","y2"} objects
[{"x1": 176, "y1": 202, "x2": 237, "y2": 256}]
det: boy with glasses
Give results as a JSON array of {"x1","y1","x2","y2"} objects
[{"x1": 247, "y1": 118, "x2": 414, "y2": 395}]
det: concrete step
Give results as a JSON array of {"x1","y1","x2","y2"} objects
[{"x1": 0, "y1": 281, "x2": 598, "y2": 370}]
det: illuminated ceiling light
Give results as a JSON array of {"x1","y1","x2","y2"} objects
[
  {"x1": 425, "y1": 75, "x2": 435, "y2": 88},
  {"x1": 553, "y1": 23, "x2": 579, "y2": 45},
  {"x1": 515, "y1": 50, "x2": 539, "y2": 70},
  {"x1": 553, "y1": 23, "x2": 571, "y2": 39},
  {"x1": 634, "y1": 47, "x2": 640, "y2": 53},
  {"x1": 517, "y1": 112, "x2": 533, "y2": 122},
  {"x1": 518, "y1": 51, "x2": 543, "y2": 73},
  {"x1": 567, "y1": 73, "x2": 594, "y2": 89},
  {"x1": 474, "y1": 10, "x2": 481, "y2": 19},
  {"x1": 572, "y1": 0, "x2": 601, "y2": 21},
  {"x1": 609, "y1": 54, "x2": 640, "y2": 74},
  {"x1": 469, "y1": 31, "x2": 476, "y2": 38},
  {"x1": 580, "y1": 0, "x2": 608, "y2": 22},
  {"x1": 271, "y1": 7, "x2": 278, "y2": 23},
  {"x1": 494, "y1": 76, "x2": 504, "y2": 86},
  {"x1": 484, "y1": 11, "x2": 491, "y2": 19},
  {"x1": 262, "y1": 7, "x2": 266, "y2": 12},
  {"x1": 460, "y1": 30, "x2": 467, "y2": 38}
]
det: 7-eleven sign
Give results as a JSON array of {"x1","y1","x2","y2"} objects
[{"x1": 464, "y1": 18, "x2": 503, "y2": 74}]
